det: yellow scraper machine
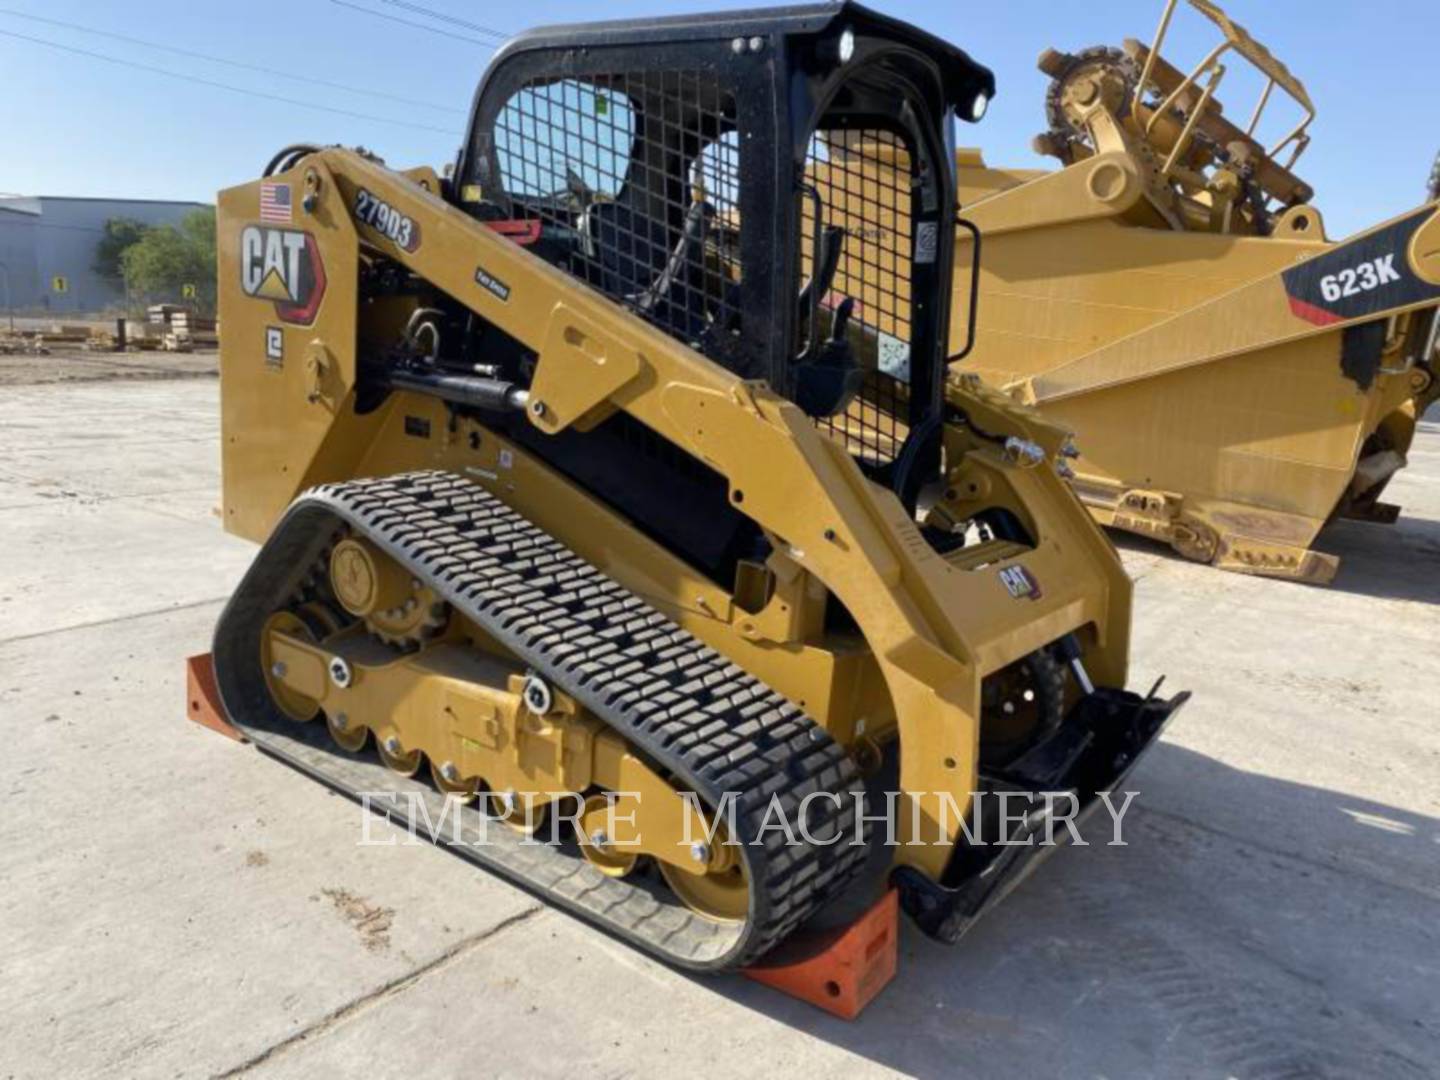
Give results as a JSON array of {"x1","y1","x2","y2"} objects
[
  {"x1": 946, "y1": 0, "x2": 1440, "y2": 582},
  {"x1": 211, "y1": 2, "x2": 1187, "y2": 987}
]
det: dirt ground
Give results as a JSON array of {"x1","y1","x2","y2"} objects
[{"x1": 0, "y1": 347, "x2": 217, "y2": 386}]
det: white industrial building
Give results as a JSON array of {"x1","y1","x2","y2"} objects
[{"x1": 0, "y1": 196, "x2": 208, "y2": 317}]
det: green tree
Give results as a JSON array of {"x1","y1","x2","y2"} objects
[
  {"x1": 92, "y1": 217, "x2": 148, "y2": 281},
  {"x1": 120, "y1": 207, "x2": 217, "y2": 312}
]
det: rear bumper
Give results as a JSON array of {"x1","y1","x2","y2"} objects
[{"x1": 893, "y1": 685, "x2": 1188, "y2": 943}]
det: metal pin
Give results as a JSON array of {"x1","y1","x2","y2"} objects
[{"x1": 1004, "y1": 436, "x2": 1046, "y2": 466}]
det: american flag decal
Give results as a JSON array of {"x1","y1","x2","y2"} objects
[{"x1": 259, "y1": 182, "x2": 293, "y2": 223}]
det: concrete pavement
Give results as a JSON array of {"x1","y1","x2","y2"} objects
[{"x1": 1, "y1": 375, "x2": 1436, "y2": 1079}]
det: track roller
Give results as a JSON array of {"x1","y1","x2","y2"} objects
[
  {"x1": 325, "y1": 709, "x2": 368, "y2": 752},
  {"x1": 430, "y1": 759, "x2": 480, "y2": 802},
  {"x1": 576, "y1": 793, "x2": 640, "y2": 878},
  {"x1": 376, "y1": 734, "x2": 423, "y2": 777}
]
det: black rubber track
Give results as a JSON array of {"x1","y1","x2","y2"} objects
[{"x1": 212, "y1": 470, "x2": 870, "y2": 970}]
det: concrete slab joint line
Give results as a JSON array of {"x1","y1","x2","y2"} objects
[
  {"x1": 213, "y1": 905, "x2": 545, "y2": 1077},
  {"x1": 0, "y1": 596, "x2": 233, "y2": 648}
]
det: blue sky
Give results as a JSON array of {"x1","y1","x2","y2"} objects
[{"x1": 0, "y1": 1, "x2": 1434, "y2": 238}]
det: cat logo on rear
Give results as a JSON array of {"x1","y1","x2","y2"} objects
[
  {"x1": 240, "y1": 225, "x2": 327, "y2": 326},
  {"x1": 998, "y1": 565, "x2": 1042, "y2": 601}
]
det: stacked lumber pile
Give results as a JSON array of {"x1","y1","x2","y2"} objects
[
  {"x1": 123, "y1": 319, "x2": 162, "y2": 351},
  {"x1": 168, "y1": 311, "x2": 219, "y2": 349},
  {"x1": 144, "y1": 305, "x2": 219, "y2": 351},
  {"x1": 147, "y1": 303, "x2": 185, "y2": 326},
  {"x1": 0, "y1": 331, "x2": 50, "y2": 356},
  {"x1": 0, "y1": 323, "x2": 94, "y2": 354}
]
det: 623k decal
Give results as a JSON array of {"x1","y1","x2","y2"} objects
[{"x1": 1283, "y1": 208, "x2": 1440, "y2": 327}]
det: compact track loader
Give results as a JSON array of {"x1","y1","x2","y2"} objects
[
  {"x1": 936, "y1": 0, "x2": 1440, "y2": 583},
  {"x1": 212, "y1": 3, "x2": 1185, "y2": 969}
]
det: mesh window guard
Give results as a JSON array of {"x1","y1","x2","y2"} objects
[
  {"x1": 493, "y1": 72, "x2": 742, "y2": 354},
  {"x1": 802, "y1": 129, "x2": 916, "y2": 468}
]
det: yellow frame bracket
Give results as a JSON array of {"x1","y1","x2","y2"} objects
[{"x1": 529, "y1": 302, "x2": 645, "y2": 433}]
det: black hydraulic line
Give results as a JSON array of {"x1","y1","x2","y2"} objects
[
  {"x1": 264, "y1": 144, "x2": 323, "y2": 178},
  {"x1": 386, "y1": 367, "x2": 529, "y2": 412}
]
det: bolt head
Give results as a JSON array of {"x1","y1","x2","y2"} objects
[
  {"x1": 522, "y1": 675, "x2": 552, "y2": 716},
  {"x1": 333, "y1": 712, "x2": 348, "y2": 730},
  {"x1": 589, "y1": 830, "x2": 609, "y2": 849},
  {"x1": 440, "y1": 761, "x2": 458, "y2": 782},
  {"x1": 384, "y1": 736, "x2": 401, "y2": 754},
  {"x1": 689, "y1": 841, "x2": 711, "y2": 865},
  {"x1": 501, "y1": 790, "x2": 518, "y2": 814},
  {"x1": 270, "y1": 661, "x2": 287, "y2": 678}
]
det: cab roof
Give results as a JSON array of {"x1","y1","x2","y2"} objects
[{"x1": 493, "y1": 2, "x2": 995, "y2": 115}]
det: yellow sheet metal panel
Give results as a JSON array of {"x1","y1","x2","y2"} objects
[{"x1": 936, "y1": 2, "x2": 1440, "y2": 583}]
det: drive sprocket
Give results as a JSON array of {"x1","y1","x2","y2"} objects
[
  {"x1": 1042, "y1": 45, "x2": 1140, "y2": 151},
  {"x1": 328, "y1": 532, "x2": 448, "y2": 647}
]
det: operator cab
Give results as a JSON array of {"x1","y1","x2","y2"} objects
[{"x1": 455, "y1": 2, "x2": 993, "y2": 506}]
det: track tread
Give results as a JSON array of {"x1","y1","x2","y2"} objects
[{"x1": 221, "y1": 470, "x2": 868, "y2": 969}]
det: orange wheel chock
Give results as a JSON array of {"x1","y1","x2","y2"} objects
[
  {"x1": 742, "y1": 886, "x2": 898, "y2": 1020},
  {"x1": 185, "y1": 653, "x2": 245, "y2": 743}
]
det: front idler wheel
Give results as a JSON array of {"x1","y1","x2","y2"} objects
[{"x1": 260, "y1": 610, "x2": 321, "y2": 723}]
